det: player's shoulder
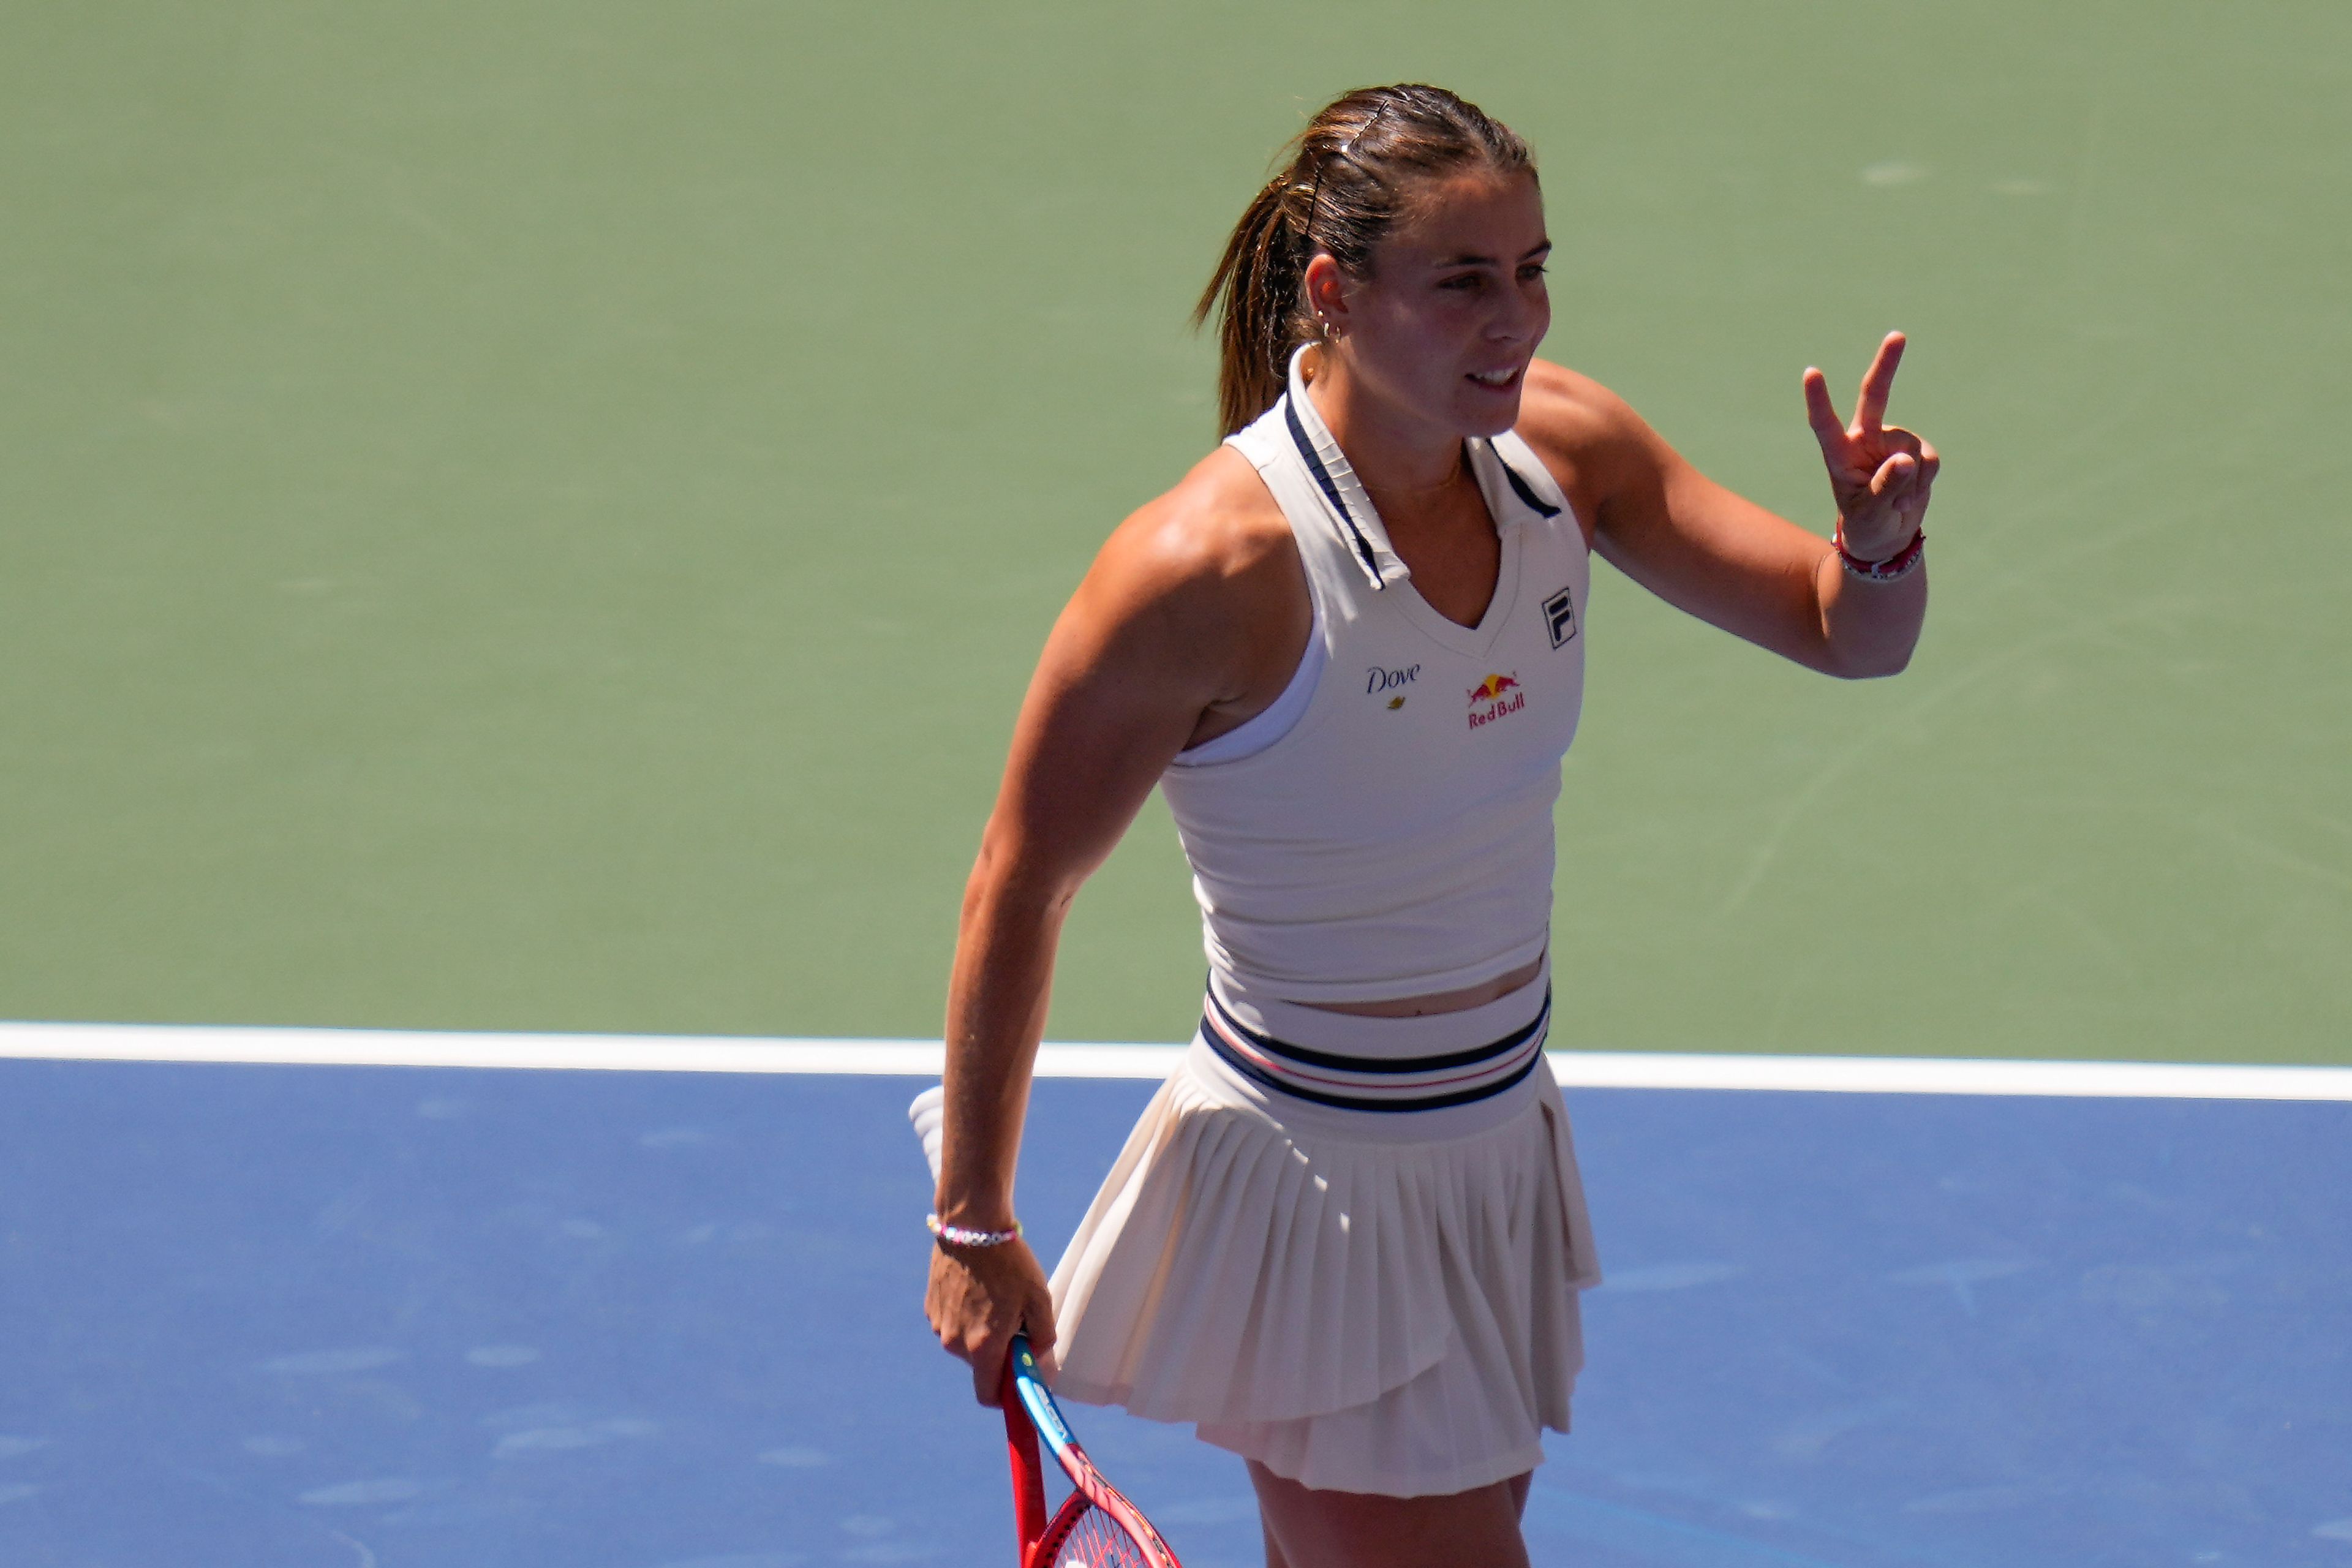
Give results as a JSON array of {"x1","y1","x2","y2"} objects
[
  {"x1": 1091, "y1": 443, "x2": 1296, "y2": 606},
  {"x1": 1514, "y1": 358, "x2": 1648, "y2": 462},
  {"x1": 1511, "y1": 359, "x2": 1662, "y2": 536},
  {"x1": 1060, "y1": 443, "x2": 1303, "y2": 680}
]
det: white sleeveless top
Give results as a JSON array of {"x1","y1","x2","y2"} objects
[{"x1": 1158, "y1": 349, "x2": 1591, "y2": 1005}]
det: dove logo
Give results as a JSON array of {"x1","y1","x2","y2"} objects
[{"x1": 1466, "y1": 673, "x2": 1525, "y2": 729}]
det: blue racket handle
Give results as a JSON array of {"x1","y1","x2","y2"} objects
[{"x1": 1007, "y1": 1333, "x2": 1076, "y2": 1457}]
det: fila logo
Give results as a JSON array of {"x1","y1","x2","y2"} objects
[{"x1": 1542, "y1": 586, "x2": 1578, "y2": 648}]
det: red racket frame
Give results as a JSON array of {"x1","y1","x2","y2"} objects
[{"x1": 1000, "y1": 1337, "x2": 1182, "y2": 1567}]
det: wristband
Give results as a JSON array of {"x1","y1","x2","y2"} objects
[
  {"x1": 1835, "y1": 526, "x2": 1925, "y2": 583},
  {"x1": 927, "y1": 1213, "x2": 1023, "y2": 1248}
]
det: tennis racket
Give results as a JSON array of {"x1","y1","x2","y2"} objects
[
  {"x1": 908, "y1": 1088, "x2": 1182, "y2": 1565},
  {"x1": 1000, "y1": 1332, "x2": 1182, "y2": 1567}
]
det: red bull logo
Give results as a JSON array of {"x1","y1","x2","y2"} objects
[{"x1": 1467, "y1": 672, "x2": 1525, "y2": 729}]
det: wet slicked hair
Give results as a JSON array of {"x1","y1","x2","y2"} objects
[{"x1": 1194, "y1": 85, "x2": 1536, "y2": 436}]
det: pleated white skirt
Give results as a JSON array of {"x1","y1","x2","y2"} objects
[{"x1": 1047, "y1": 978, "x2": 1601, "y2": 1498}]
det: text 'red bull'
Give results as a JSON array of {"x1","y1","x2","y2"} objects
[{"x1": 1467, "y1": 673, "x2": 1525, "y2": 729}]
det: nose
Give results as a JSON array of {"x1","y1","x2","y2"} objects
[{"x1": 1490, "y1": 277, "x2": 1548, "y2": 345}]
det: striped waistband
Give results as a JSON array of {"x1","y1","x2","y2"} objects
[{"x1": 1199, "y1": 985, "x2": 1551, "y2": 1113}]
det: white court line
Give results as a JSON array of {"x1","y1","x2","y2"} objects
[{"x1": 1, "y1": 1020, "x2": 2348, "y2": 1101}]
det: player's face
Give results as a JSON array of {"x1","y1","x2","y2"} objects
[{"x1": 1343, "y1": 172, "x2": 1551, "y2": 439}]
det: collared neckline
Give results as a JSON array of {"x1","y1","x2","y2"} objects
[{"x1": 1280, "y1": 346, "x2": 1553, "y2": 593}]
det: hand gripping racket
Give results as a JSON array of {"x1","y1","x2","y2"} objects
[
  {"x1": 908, "y1": 1087, "x2": 1182, "y2": 1566},
  {"x1": 1000, "y1": 1332, "x2": 1182, "y2": 1567}
]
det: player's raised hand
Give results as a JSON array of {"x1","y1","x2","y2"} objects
[{"x1": 1803, "y1": 331, "x2": 1939, "y2": 560}]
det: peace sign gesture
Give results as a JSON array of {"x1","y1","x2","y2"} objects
[{"x1": 1803, "y1": 331, "x2": 1939, "y2": 561}]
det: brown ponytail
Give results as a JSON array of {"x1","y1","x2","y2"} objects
[{"x1": 1194, "y1": 85, "x2": 1536, "y2": 436}]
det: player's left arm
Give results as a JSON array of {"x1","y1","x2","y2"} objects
[{"x1": 1520, "y1": 333, "x2": 1934, "y2": 679}]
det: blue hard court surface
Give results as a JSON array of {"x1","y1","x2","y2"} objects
[{"x1": 0, "y1": 1060, "x2": 2345, "y2": 1567}]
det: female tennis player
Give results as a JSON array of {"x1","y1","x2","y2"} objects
[{"x1": 924, "y1": 83, "x2": 1934, "y2": 1566}]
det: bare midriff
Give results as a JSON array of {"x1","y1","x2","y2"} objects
[{"x1": 1297, "y1": 953, "x2": 1545, "y2": 1019}]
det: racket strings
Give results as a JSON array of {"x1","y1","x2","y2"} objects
[{"x1": 1044, "y1": 1502, "x2": 1155, "y2": 1568}]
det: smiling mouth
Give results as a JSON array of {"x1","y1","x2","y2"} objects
[{"x1": 1467, "y1": 366, "x2": 1522, "y2": 390}]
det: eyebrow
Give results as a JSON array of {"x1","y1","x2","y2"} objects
[{"x1": 1430, "y1": 240, "x2": 1553, "y2": 268}]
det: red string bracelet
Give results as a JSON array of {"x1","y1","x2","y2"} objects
[{"x1": 1835, "y1": 526, "x2": 1925, "y2": 583}]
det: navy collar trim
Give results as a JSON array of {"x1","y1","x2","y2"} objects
[
  {"x1": 1494, "y1": 449, "x2": 1563, "y2": 518},
  {"x1": 1283, "y1": 394, "x2": 1387, "y2": 590}
]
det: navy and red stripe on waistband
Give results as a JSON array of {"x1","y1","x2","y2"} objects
[{"x1": 1199, "y1": 986, "x2": 1551, "y2": 1112}]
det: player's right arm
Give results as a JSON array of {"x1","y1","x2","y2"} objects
[{"x1": 925, "y1": 447, "x2": 1305, "y2": 1405}]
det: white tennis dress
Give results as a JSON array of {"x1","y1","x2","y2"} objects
[{"x1": 1047, "y1": 349, "x2": 1603, "y2": 1499}]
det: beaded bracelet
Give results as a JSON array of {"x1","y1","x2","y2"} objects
[
  {"x1": 1836, "y1": 526, "x2": 1926, "y2": 584},
  {"x1": 927, "y1": 1213, "x2": 1023, "y2": 1248}
]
